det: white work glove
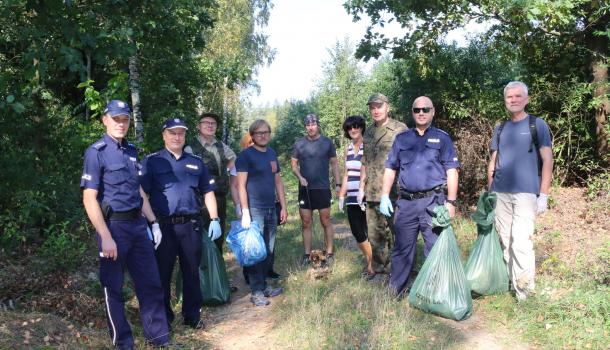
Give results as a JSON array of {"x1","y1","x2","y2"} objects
[
  {"x1": 208, "y1": 220, "x2": 222, "y2": 240},
  {"x1": 338, "y1": 196, "x2": 345, "y2": 213},
  {"x1": 241, "y1": 208, "x2": 251, "y2": 229},
  {"x1": 379, "y1": 194, "x2": 393, "y2": 217},
  {"x1": 235, "y1": 203, "x2": 242, "y2": 217},
  {"x1": 536, "y1": 193, "x2": 548, "y2": 215},
  {"x1": 152, "y1": 223, "x2": 162, "y2": 250},
  {"x1": 357, "y1": 190, "x2": 365, "y2": 206}
]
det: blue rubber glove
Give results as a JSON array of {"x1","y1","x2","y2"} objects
[
  {"x1": 379, "y1": 195, "x2": 393, "y2": 217},
  {"x1": 208, "y1": 220, "x2": 222, "y2": 241}
]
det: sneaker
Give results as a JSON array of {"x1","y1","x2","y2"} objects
[
  {"x1": 262, "y1": 285, "x2": 283, "y2": 298},
  {"x1": 250, "y1": 291, "x2": 270, "y2": 306},
  {"x1": 323, "y1": 253, "x2": 334, "y2": 267},
  {"x1": 184, "y1": 318, "x2": 205, "y2": 330},
  {"x1": 267, "y1": 271, "x2": 282, "y2": 280},
  {"x1": 300, "y1": 254, "x2": 311, "y2": 267}
]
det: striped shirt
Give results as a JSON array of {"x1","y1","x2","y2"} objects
[{"x1": 345, "y1": 142, "x2": 363, "y2": 205}]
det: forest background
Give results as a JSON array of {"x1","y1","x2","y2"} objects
[{"x1": 0, "y1": 0, "x2": 608, "y2": 348}]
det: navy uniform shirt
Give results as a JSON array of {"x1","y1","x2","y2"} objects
[
  {"x1": 80, "y1": 134, "x2": 143, "y2": 212},
  {"x1": 140, "y1": 148, "x2": 215, "y2": 217},
  {"x1": 385, "y1": 126, "x2": 460, "y2": 193}
]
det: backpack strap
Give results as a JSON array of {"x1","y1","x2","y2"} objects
[
  {"x1": 493, "y1": 120, "x2": 508, "y2": 179},
  {"x1": 528, "y1": 114, "x2": 542, "y2": 176}
]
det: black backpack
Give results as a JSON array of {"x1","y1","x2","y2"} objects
[{"x1": 494, "y1": 114, "x2": 541, "y2": 177}]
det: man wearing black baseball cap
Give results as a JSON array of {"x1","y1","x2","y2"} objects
[
  {"x1": 291, "y1": 113, "x2": 341, "y2": 266},
  {"x1": 141, "y1": 118, "x2": 221, "y2": 330},
  {"x1": 81, "y1": 100, "x2": 169, "y2": 349}
]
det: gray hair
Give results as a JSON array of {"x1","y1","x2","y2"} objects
[
  {"x1": 248, "y1": 119, "x2": 271, "y2": 135},
  {"x1": 504, "y1": 81, "x2": 528, "y2": 97}
]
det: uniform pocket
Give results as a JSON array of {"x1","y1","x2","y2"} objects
[
  {"x1": 185, "y1": 167, "x2": 202, "y2": 188},
  {"x1": 424, "y1": 141, "x2": 441, "y2": 161},
  {"x1": 105, "y1": 163, "x2": 129, "y2": 185},
  {"x1": 154, "y1": 167, "x2": 175, "y2": 189}
]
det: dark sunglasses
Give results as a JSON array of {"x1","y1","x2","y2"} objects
[{"x1": 412, "y1": 107, "x2": 433, "y2": 113}]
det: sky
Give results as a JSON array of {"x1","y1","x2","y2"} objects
[
  {"x1": 248, "y1": 1, "x2": 484, "y2": 107},
  {"x1": 248, "y1": 0, "x2": 402, "y2": 107}
]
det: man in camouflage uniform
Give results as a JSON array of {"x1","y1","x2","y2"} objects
[
  {"x1": 186, "y1": 112, "x2": 236, "y2": 253},
  {"x1": 358, "y1": 93, "x2": 407, "y2": 275}
]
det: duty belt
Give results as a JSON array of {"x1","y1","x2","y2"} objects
[
  {"x1": 160, "y1": 214, "x2": 199, "y2": 225},
  {"x1": 399, "y1": 185, "x2": 447, "y2": 200},
  {"x1": 106, "y1": 208, "x2": 142, "y2": 221}
]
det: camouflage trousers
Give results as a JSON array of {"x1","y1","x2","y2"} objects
[{"x1": 366, "y1": 202, "x2": 395, "y2": 274}]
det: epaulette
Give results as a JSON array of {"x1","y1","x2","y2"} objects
[
  {"x1": 92, "y1": 141, "x2": 106, "y2": 150},
  {"x1": 436, "y1": 128, "x2": 450, "y2": 136},
  {"x1": 396, "y1": 128, "x2": 410, "y2": 136}
]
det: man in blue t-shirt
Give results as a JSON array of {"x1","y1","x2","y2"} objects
[
  {"x1": 487, "y1": 81, "x2": 553, "y2": 301},
  {"x1": 291, "y1": 114, "x2": 341, "y2": 266},
  {"x1": 235, "y1": 119, "x2": 288, "y2": 307}
]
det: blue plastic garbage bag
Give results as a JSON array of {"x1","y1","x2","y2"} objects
[{"x1": 226, "y1": 220, "x2": 267, "y2": 266}]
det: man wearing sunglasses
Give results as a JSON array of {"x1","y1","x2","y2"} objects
[
  {"x1": 358, "y1": 93, "x2": 407, "y2": 278},
  {"x1": 379, "y1": 96, "x2": 460, "y2": 298},
  {"x1": 487, "y1": 81, "x2": 553, "y2": 301}
]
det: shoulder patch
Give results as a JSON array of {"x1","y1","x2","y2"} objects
[{"x1": 92, "y1": 141, "x2": 106, "y2": 150}]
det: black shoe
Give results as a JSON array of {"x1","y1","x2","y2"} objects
[
  {"x1": 300, "y1": 254, "x2": 311, "y2": 267},
  {"x1": 267, "y1": 271, "x2": 282, "y2": 280},
  {"x1": 323, "y1": 253, "x2": 334, "y2": 267},
  {"x1": 184, "y1": 319, "x2": 205, "y2": 330}
]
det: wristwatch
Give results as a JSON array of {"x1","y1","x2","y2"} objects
[{"x1": 445, "y1": 199, "x2": 457, "y2": 206}]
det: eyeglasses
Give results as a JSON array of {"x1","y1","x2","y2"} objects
[
  {"x1": 199, "y1": 121, "x2": 217, "y2": 127},
  {"x1": 412, "y1": 107, "x2": 433, "y2": 114},
  {"x1": 252, "y1": 131, "x2": 271, "y2": 137}
]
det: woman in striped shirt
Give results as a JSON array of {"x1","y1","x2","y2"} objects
[{"x1": 338, "y1": 116, "x2": 374, "y2": 278}]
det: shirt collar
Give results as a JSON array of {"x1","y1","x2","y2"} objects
[
  {"x1": 104, "y1": 133, "x2": 129, "y2": 149},
  {"x1": 199, "y1": 135, "x2": 217, "y2": 146}
]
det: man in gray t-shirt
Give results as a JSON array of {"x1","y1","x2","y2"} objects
[
  {"x1": 291, "y1": 114, "x2": 341, "y2": 266},
  {"x1": 487, "y1": 81, "x2": 554, "y2": 302}
]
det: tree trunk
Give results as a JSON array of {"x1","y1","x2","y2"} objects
[
  {"x1": 222, "y1": 76, "x2": 229, "y2": 144},
  {"x1": 129, "y1": 55, "x2": 144, "y2": 144},
  {"x1": 586, "y1": 13, "x2": 610, "y2": 165}
]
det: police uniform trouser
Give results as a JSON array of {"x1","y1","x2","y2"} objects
[
  {"x1": 98, "y1": 217, "x2": 169, "y2": 348},
  {"x1": 156, "y1": 219, "x2": 203, "y2": 324},
  {"x1": 202, "y1": 193, "x2": 227, "y2": 253},
  {"x1": 389, "y1": 194, "x2": 445, "y2": 295},
  {"x1": 366, "y1": 202, "x2": 395, "y2": 274}
]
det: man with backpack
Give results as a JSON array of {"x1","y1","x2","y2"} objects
[{"x1": 487, "y1": 81, "x2": 554, "y2": 301}]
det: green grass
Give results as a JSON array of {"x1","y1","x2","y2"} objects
[{"x1": 267, "y1": 205, "x2": 609, "y2": 349}]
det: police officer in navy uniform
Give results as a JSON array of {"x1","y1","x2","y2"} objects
[
  {"x1": 81, "y1": 100, "x2": 169, "y2": 349},
  {"x1": 379, "y1": 96, "x2": 460, "y2": 298},
  {"x1": 141, "y1": 118, "x2": 221, "y2": 330}
]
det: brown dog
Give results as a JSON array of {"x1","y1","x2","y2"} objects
[{"x1": 306, "y1": 249, "x2": 330, "y2": 280}]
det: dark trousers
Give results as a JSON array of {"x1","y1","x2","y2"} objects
[
  {"x1": 389, "y1": 194, "x2": 445, "y2": 295},
  {"x1": 243, "y1": 207, "x2": 277, "y2": 292},
  {"x1": 202, "y1": 193, "x2": 227, "y2": 253},
  {"x1": 156, "y1": 219, "x2": 203, "y2": 324},
  {"x1": 98, "y1": 218, "x2": 169, "y2": 348}
]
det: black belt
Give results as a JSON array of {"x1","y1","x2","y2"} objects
[
  {"x1": 106, "y1": 208, "x2": 142, "y2": 221},
  {"x1": 160, "y1": 214, "x2": 199, "y2": 225},
  {"x1": 400, "y1": 185, "x2": 447, "y2": 200}
]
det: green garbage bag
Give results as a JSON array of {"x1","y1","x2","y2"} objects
[
  {"x1": 464, "y1": 191, "x2": 509, "y2": 295},
  {"x1": 407, "y1": 205, "x2": 473, "y2": 321},
  {"x1": 176, "y1": 232, "x2": 231, "y2": 305}
]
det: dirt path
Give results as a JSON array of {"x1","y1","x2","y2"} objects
[
  {"x1": 332, "y1": 219, "x2": 530, "y2": 350},
  {"x1": 202, "y1": 259, "x2": 281, "y2": 350}
]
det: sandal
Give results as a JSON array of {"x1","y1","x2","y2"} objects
[{"x1": 361, "y1": 269, "x2": 376, "y2": 280}]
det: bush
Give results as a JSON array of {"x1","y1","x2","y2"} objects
[{"x1": 39, "y1": 219, "x2": 87, "y2": 272}]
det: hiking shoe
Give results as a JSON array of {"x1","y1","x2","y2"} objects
[
  {"x1": 184, "y1": 318, "x2": 205, "y2": 330},
  {"x1": 250, "y1": 291, "x2": 270, "y2": 306},
  {"x1": 267, "y1": 271, "x2": 282, "y2": 280},
  {"x1": 300, "y1": 254, "x2": 311, "y2": 267},
  {"x1": 323, "y1": 253, "x2": 334, "y2": 267},
  {"x1": 262, "y1": 285, "x2": 283, "y2": 298}
]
